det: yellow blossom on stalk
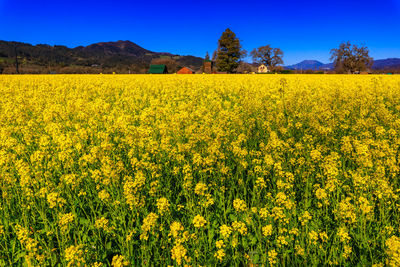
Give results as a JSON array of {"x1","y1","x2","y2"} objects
[
  {"x1": 62, "y1": 173, "x2": 80, "y2": 189},
  {"x1": 59, "y1": 213, "x2": 75, "y2": 231},
  {"x1": 192, "y1": 215, "x2": 207, "y2": 228},
  {"x1": 149, "y1": 180, "x2": 159, "y2": 196},
  {"x1": 255, "y1": 177, "x2": 266, "y2": 189},
  {"x1": 342, "y1": 245, "x2": 352, "y2": 259},
  {"x1": 140, "y1": 213, "x2": 159, "y2": 240},
  {"x1": 309, "y1": 230, "x2": 319, "y2": 245},
  {"x1": 169, "y1": 222, "x2": 184, "y2": 239},
  {"x1": 385, "y1": 235, "x2": 400, "y2": 267},
  {"x1": 315, "y1": 187, "x2": 327, "y2": 200},
  {"x1": 337, "y1": 226, "x2": 351, "y2": 243},
  {"x1": 194, "y1": 182, "x2": 208, "y2": 196},
  {"x1": 310, "y1": 149, "x2": 322, "y2": 161},
  {"x1": 216, "y1": 240, "x2": 225, "y2": 249},
  {"x1": 295, "y1": 244, "x2": 305, "y2": 256},
  {"x1": 111, "y1": 255, "x2": 129, "y2": 267},
  {"x1": 126, "y1": 229, "x2": 137, "y2": 242},
  {"x1": 231, "y1": 236, "x2": 238, "y2": 248},
  {"x1": 289, "y1": 228, "x2": 299, "y2": 236},
  {"x1": 220, "y1": 224, "x2": 232, "y2": 239},
  {"x1": 259, "y1": 207, "x2": 270, "y2": 219},
  {"x1": 319, "y1": 231, "x2": 328, "y2": 242},
  {"x1": 214, "y1": 249, "x2": 225, "y2": 262},
  {"x1": 299, "y1": 211, "x2": 312, "y2": 226},
  {"x1": 233, "y1": 198, "x2": 247, "y2": 212},
  {"x1": 268, "y1": 249, "x2": 278, "y2": 265},
  {"x1": 358, "y1": 196, "x2": 373, "y2": 216},
  {"x1": 98, "y1": 189, "x2": 110, "y2": 201},
  {"x1": 171, "y1": 243, "x2": 187, "y2": 265},
  {"x1": 95, "y1": 217, "x2": 111, "y2": 232},
  {"x1": 47, "y1": 192, "x2": 66, "y2": 209},
  {"x1": 336, "y1": 198, "x2": 356, "y2": 224},
  {"x1": 277, "y1": 235, "x2": 288, "y2": 247},
  {"x1": 65, "y1": 245, "x2": 85, "y2": 267},
  {"x1": 156, "y1": 197, "x2": 170, "y2": 215},
  {"x1": 232, "y1": 221, "x2": 247, "y2": 235},
  {"x1": 262, "y1": 224, "x2": 273, "y2": 237}
]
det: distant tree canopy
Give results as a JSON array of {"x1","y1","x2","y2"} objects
[
  {"x1": 330, "y1": 42, "x2": 373, "y2": 73},
  {"x1": 251, "y1": 45, "x2": 284, "y2": 70},
  {"x1": 216, "y1": 29, "x2": 246, "y2": 73}
]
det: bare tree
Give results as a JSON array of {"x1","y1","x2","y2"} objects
[
  {"x1": 251, "y1": 45, "x2": 284, "y2": 71},
  {"x1": 330, "y1": 41, "x2": 373, "y2": 73}
]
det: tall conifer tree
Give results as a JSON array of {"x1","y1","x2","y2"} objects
[{"x1": 216, "y1": 29, "x2": 244, "y2": 73}]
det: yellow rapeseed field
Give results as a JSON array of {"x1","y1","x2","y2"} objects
[{"x1": 1, "y1": 74, "x2": 400, "y2": 266}]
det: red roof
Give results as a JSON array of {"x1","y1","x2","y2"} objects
[{"x1": 177, "y1": 67, "x2": 195, "y2": 74}]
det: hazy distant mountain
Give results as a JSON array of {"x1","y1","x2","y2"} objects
[
  {"x1": 285, "y1": 60, "x2": 324, "y2": 70},
  {"x1": 286, "y1": 58, "x2": 400, "y2": 71},
  {"x1": 74, "y1": 40, "x2": 154, "y2": 57},
  {"x1": 0, "y1": 40, "x2": 204, "y2": 73},
  {"x1": 372, "y1": 58, "x2": 400, "y2": 70}
]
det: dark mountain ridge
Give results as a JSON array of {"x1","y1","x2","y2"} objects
[
  {"x1": 0, "y1": 40, "x2": 203, "y2": 74},
  {"x1": 285, "y1": 58, "x2": 400, "y2": 71}
]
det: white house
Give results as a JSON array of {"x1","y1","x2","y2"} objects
[{"x1": 258, "y1": 64, "x2": 269, "y2": 73}]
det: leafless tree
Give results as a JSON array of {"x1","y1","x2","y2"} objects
[
  {"x1": 330, "y1": 41, "x2": 373, "y2": 73},
  {"x1": 251, "y1": 45, "x2": 284, "y2": 70}
]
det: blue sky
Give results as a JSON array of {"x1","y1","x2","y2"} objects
[{"x1": 1, "y1": 0, "x2": 399, "y2": 64}]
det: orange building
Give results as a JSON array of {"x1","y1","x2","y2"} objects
[{"x1": 177, "y1": 67, "x2": 195, "y2": 74}]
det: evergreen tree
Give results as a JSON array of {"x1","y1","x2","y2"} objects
[
  {"x1": 205, "y1": 51, "x2": 210, "y2": 61},
  {"x1": 216, "y1": 28, "x2": 244, "y2": 73},
  {"x1": 212, "y1": 50, "x2": 217, "y2": 61}
]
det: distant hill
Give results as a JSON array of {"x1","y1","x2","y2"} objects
[
  {"x1": 285, "y1": 60, "x2": 324, "y2": 70},
  {"x1": 371, "y1": 58, "x2": 400, "y2": 70},
  {"x1": 285, "y1": 60, "x2": 334, "y2": 71},
  {"x1": 285, "y1": 58, "x2": 400, "y2": 71},
  {"x1": 0, "y1": 40, "x2": 204, "y2": 74}
]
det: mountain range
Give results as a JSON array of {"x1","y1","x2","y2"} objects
[
  {"x1": 0, "y1": 39, "x2": 399, "y2": 74},
  {"x1": 0, "y1": 40, "x2": 204, "y2": 74},
  {"x1": 285, "y1": 59, "x2": 400, "y2": 71}
]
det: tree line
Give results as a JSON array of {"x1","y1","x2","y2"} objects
[
  {"x1": 0, "y1": 30, "x2": 377, "y2": 74},
  {"x1": 211, "y1": 28, "x2": 374, "y2": 74}
]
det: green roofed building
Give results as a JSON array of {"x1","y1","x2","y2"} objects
[{"x1": 148, "y1": 64, "x2": 168, "y2": 74}]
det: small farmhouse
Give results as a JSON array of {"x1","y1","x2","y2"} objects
[
  {"x1": 258, "y1": 64, "x2": 269, "y2": 73},
  {"x1": 148, "y1": 64, "x2": 168, "y2": 74},
  {"x1": 177, "y1": 67, "x2": 195, "y2": 74}
]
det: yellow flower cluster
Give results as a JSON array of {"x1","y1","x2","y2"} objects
[
  {"x1": 192, "y1": 215, "x2": 207, "y2": 228},
  {"x1": 59, "y1": 212, "x2": 75, "y2": 232},
  {"x1": 65, "y1": 245, "x2": 85, "y2": 267},
  {"x1": 140, "y1": 212, "x2": 158, "y2": 240},
  {"x1": 386, "y1": 236, "x2": 400, "y2": 267},
  {"x1": 1, "y1": 74, "x2": 400, "y2": 266},
  {"x1": 111, "y1": 255, "x2": 129, "y2": 267},
  {"x1": 233, "y1": 199, "x2": 247, "y2": 212}
]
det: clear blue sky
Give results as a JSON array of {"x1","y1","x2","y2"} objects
[{"x1": 1, "y1": 0, "x2": 399, "y2": 64}]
